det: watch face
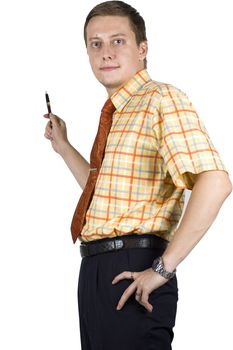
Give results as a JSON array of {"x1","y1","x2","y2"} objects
[
  {"x1": 153, "y1": 257, "x2": 162, "y2": 271},
  {"x1": 152, "y1": 256, "x2": 175, "y2": 279},
  {"x1": 157, "y1": 261, "x2": 163, "y2": 272}
]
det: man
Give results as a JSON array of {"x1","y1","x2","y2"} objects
[{"x1": 44, "y1": 1, "x2": 232, "y2": 349}]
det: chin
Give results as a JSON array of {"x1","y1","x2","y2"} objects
[{"x1": 100, "y1": 77, "x2": 124, "y2": 90}]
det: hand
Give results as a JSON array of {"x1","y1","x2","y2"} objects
[
  {"x1": 43, "y1": 113, "x2": 69, "y2": 154},
  {"x1": 112, "y1": 267, "x2": 168, "y2": 312}
]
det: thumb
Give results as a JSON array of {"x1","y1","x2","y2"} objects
[{"x1": 49, "y1": 113, "x2": 59, "y2": 124}]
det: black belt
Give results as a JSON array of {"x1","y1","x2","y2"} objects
[{"x1": 79, "y1": 232, "x2": 168, "y2": 258}]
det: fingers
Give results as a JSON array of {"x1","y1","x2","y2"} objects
[
  {"x1": 43, "y1": 113, "x2": 63, "y2": 124},
  {"x1": 49, "y1": 113, "x2": 59, "y2": 124},
  {"x1": 112, "y1": 270, "x2": 153, "y2": 312},
  {"x1": 116, "y1": 285, "x2": 152, "y2": 312},
  {"x1": 49, "y1": 114, "x2": 66, "y2": 130},
  {"x1": 112, "y1": 271, "x2": 138, "y2": 284},
  {"x1": 43, "y1": 112, "x2": 58, "y2": 118},
  {"x1": 44, "y1": 129, "x2": 53, "y2": 140},
  {"x1": 43, "y1": 112, "x2": 66, "y2": 140},
  {"x1": 44, "y1": 119, "x2": 53, "y2": 140},
  {"x1": 116, "y1": 282, "x2": 136, "y2": 310},
  {"x1": 140, "y1": 290, "x2": 153, "y2": 312}
]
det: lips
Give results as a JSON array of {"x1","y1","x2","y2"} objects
[{"x1": 100, "y1": 66, "x2": 120, "y2": 71}]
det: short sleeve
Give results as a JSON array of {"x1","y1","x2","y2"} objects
[{"x1": 152, "y1": 85, "x2": 227, "y2": 189}]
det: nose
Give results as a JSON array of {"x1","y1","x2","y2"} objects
[{"x1": 102, "y1": 44, "x2": 116, "y2": 61}]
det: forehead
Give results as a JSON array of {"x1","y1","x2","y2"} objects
[{"x1": 86, "y1": 15, "x2": 135, "y2": 40}]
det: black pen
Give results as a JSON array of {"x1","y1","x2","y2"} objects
[
  {"x1": 45, "y1": 91, "x2": 52, "y2": 114},
  {"x1": 45, "y1": 91, "x2": 53, "y2": 128}
]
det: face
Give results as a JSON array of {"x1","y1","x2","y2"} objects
[{"x1": 86, "y1": 15, "x2": 148, "y2": 96}]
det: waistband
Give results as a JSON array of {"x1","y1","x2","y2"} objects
[{"x1": 79, "y1": 232, "x2": 168, "y2": 258}]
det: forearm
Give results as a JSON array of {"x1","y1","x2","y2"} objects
[
  {"x1": 59, "y1": 142, "x2": 90, "y2": 190},
  {"x1": 162, "y1": 171, "x2": 232, "y2": 272}
]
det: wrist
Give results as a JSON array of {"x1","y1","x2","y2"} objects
[
  {"x1": 152, "y1": 256, "x2": 176, "y2": 280},
  {"x1": 58, "y1": 141, "x2": 72, "y2": 158},
  {"x1": 162, "y1": 253, "x2": 179, "y2": 273}
]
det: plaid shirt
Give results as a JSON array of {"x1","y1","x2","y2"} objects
[{"x1": 79, "y1": 69, "x2": 227, "y2": 242}]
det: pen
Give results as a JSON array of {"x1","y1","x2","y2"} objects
[
  {"x1": 45, "y1": 91, "x2": 52, "y2": 114},
  {"x1": 45, "y1": 91, "x2": 52, "y2": 128}
]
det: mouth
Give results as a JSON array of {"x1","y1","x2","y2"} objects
[{"x1": 100, "y1": 66, "x2": 120, "y2": 72}]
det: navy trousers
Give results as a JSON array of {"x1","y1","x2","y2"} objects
[{"x1": 77, "y1": 237, "x2": 178, "y2": 350}]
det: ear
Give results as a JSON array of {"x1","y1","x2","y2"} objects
[{"x1": 138, "y1": 41, "x2": 148, "y2": 61}]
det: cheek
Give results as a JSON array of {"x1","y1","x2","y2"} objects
[
  {"x1": 88, "y1": 55, "x2": 99, "y2": 71},
  {"x1": 121, "y1": 47, "x2": 139, "y2": 64}
]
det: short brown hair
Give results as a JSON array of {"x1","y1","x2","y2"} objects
[{"x1": 84, "y1": 1, "x2": 148, "y2": 68}]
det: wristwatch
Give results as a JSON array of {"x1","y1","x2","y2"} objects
[{"x1": 152, "y1": 256, "x2": 176, "y2": 279}]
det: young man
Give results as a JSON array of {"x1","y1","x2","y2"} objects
[{"x1": 44, "y1": 1, "x2": 232, "y2": 349}]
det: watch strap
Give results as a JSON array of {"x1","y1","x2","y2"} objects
[{"x1": 152, "y1": 256, "x2": 176, "y2": 279}]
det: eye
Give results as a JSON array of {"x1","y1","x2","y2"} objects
[
  {"x1": 90, "y1": 41, "x2": 102, "y2": 49},
  {"x1": 113, "y1": 39, "x2": 125, "y2": 46}
]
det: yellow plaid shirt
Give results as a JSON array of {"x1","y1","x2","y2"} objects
[{"x1": 79, "y1": 69, "x2": 227, "y2": 242}]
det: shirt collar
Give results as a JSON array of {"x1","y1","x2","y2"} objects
[{"x1": 110, "y1": 69, "x2": 152, "y2": 112}]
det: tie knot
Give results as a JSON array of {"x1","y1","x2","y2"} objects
[{"x1": 101, "y1": 98, "x2": 116, "y2": 115}]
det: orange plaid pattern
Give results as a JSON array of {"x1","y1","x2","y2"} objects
[{"x1": 79, "y1": 69, "x2": 227, "y2": 242}]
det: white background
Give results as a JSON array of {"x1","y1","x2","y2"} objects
[{"x1": 0, "y1": 0, "x2": 232, "y2": 349}]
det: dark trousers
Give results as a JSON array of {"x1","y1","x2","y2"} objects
[{"x1": 77, "y1": 237, "x2": 178, "y2": 350}]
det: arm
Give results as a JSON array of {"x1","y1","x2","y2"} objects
[
  {"x1": 162, "y1": 170, "x2": 232, "y2": 272},
  {"x1": 113, "y1": 170, "x2": 232, "y2": 312},
  {"x1": 59, "y1": 142, "x2": 90, "y2": 190},
  {"x1": 44, "y1": 113, "x2": 90, "y2": 190}
]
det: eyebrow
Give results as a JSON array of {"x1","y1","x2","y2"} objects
[{"x1": 88, "y1": 33, "x2": 127, "y2": 41}]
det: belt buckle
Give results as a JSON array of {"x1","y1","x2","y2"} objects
[{"x1": 113, "y1": 238, "x2": 124, "y2": 250}]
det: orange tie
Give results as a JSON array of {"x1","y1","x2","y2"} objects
[{"x1": 71, "y1": 99, "x2": 116, "y2": 243}]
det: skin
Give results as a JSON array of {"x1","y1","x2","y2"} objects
[
  {"x1": 112, "y1": 170, "x2": 232, "y2": 312},
  {"x1": 44, "y1": 15, "x2": 232, "y2": 313},
  {"x1": 85, "y1": 16, "x2": 232, "y2": 313},
  {"x1": 85, "y1": 15, "x2": 148, "y2": 96}
]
